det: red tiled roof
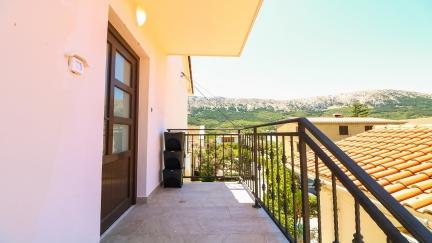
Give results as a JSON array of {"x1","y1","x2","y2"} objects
[{"x1": 309, "y1": 124, "x2": 432, "y2": 215}]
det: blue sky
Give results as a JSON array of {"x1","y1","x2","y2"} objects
[{"x1": 191, "y1": 0, "x2": 432, "y2": 99}]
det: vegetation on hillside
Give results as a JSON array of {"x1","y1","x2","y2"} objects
[
  {"x1": 188, "y1": 101, "x2": 432, "y2": 128},
  {"x1": 188, "y1": 90, "x2": 432, "y2": 128},
  {"x1": 350, "y1": 102, "x2": 371, "y2": 117}
]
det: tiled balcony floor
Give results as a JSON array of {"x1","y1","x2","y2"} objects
[{"x1": 101, "y1": 182, "x2": 288, "y2": 243}]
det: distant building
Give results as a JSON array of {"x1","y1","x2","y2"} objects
[
  {"x1": 216, "y1": 136, "x2": 239, "y2": 144},
  {"x1": 278, "y1": 115, "x2": 406, "y2": 142}
]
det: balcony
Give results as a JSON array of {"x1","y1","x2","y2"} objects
[{"x1": 102, "y1": 118, "x2": 432, "y2": 243}]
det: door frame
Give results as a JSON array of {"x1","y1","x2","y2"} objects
[{"x1": 102, "y1": 23, "x2": 140, "y2": 232}]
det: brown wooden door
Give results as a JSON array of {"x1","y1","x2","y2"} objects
[{"x1": 101, "y1": 25, "x2": 139, "y2": 234}]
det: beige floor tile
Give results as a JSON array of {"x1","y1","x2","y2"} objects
[{"x1": 101, "y1": 182, "x2": 288, "y2": 243}]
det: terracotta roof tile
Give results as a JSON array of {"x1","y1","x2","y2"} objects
[
  {"x1": 407, "y1": 145, "x2": 429, "y2": 153},
  {"x1": 362, "y1": 156, "x2": 384, "y2": 164},
  {"x1": 400, "y1": 152, "x2": 425, "y2": 161},
  {"x1": 371, "y1": 157, "x2": 395, "y2": 166},
  {"x1": 380, "y1": 150, "x2": 401, "y2": 157},
  {"x1": 403, "y1": 194, "x2": 432, "y2": 210},
  {"x1": 405, "y1": 163, "x2": 432, "y2": 173},
  {"x1": 373, "y1": 168, "x2": 399, "y2": 179},
  {"x1": 419, "y1": 168, "x2": 432, "y2": 177},
  {"x1": 393, "y1": 161, "x2": 420, "y2": 170},
  {"x1": 389, "y1": 151, "x2": 412, "y2": 159},
  {"x1": 365, "y1": 166, "x2": 386, "y2": 175},
  {"x1": 393, "y1": 188, "x2": 422, "y2": 201},
  {"x1": 414, "y1": 154, "x2": 432, "y2": 163},
  {"x1": 383, "y1": 171, "x2": 413, "y2": 182},
  {"x1": 418, "y1": 133, "x2": 432, "y2": 139},
  {"x1": 308, "y1": 124, "x2": 432, "y2": 217},
  {"x1": 408, "y1": 179, "x2": 432, "y2": 191},
  {"x1": 417, "y1": 205, "x2": 432, "y2": 214},
  {"x1": 414, "y1": 138, "x2": 432, "y2": 145},
  {"x1": 380, "y1": 159, "x2": 407, "y2": 169},
  {"x1": 420, "y1": 147, "x2": 432, "y2": 154},
  {"x1": 384, "y1": 183, "x2": 406, "y2": 193},
  {"x1": 377, "y1": 179, "x2": 391, "y2": 187},
  {"x1": 397, "y1": 174, "x2": 429, "y2": 187}
]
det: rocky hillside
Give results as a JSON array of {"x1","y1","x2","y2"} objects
[
  {"x1": 188, "y1": 90, "x2": 432, "y2": 128},
  {"x1": 189, "y1": 90, "x2": 432, "y2": 112}
]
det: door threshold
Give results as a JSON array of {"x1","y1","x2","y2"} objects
[{"x1": 100, "y1": 205, "x2": 135, "y2": 240}]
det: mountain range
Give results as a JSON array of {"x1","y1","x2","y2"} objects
[
  {"x1": 189, "y1": 90, "x2": 432, "y2": 112},
  {"x1": 188, "y1": 90, "x2": 432, "y2": 128}
]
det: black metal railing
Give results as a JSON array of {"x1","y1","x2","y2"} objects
[
  {"x1": 168, "y1": 128, "x2": 240, "y2": 181},
  {"x1": 168, "y1": 118, "x2": 432, "y2": 243}
]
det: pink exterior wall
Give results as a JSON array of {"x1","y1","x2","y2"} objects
[{"x1": 0, "y1": 0, "x2": 190, "y2": 242}]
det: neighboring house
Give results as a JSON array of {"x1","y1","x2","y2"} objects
[
  {"x1": 407, "y1": 117, "x2": 432, "y2": 125},
  {"x1": 278, "y1": 115, "x2": 406, "y2": 142},
  {"x1": 311, "y1": 125, "x2": 432, "y2": 243},
  {"x1": 216, "y1": 135, "x2": 239, "y2": 144},
  {"x1": 0, "y1": 1, "x2": 262, "y2": 242},
  {"x1": 278, "y1": 115, "x2": 406, "y2": 158}
]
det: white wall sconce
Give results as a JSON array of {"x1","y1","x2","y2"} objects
[{"x1": 136, "y1": 7, "x2": 147, "y2": 26}]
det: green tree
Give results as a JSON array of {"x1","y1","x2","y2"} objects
[
  {"x1": 190, "y1": 137, "x2": 239, "y2": 182},
  {"x1": 351, "y1": 102, "x2": 370, "y2": 117}
]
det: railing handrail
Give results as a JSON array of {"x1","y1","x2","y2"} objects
[
  {"x1": 167, "y1": 128, "x2": 240, "y2": 131},
  {"x1": 242, "y1": 117, "x2": 301, "y2": 130}
]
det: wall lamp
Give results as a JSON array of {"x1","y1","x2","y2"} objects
[{"x1": 136, "y1": 7, "x2": 147, "y2": 26}]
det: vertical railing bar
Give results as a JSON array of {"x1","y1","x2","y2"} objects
[
  {"x1": 231, "y1": 135, "x2": 234, "y2": 177},
  {"x1": 261, "y1": 135, "x2": 265, "y2": 203},
  {"x1": 222, "y1": 134, "x2": 225, "y2": 179},
  {"x1": 199, "y1": 133, "x2": 203, "y2": 177},
  {"x1": 186, "y1": 134, "x2": 190, "y2": 154},
  {"x1": 245, "y1": 134, "x2": 248, "y2": 185},
  {"x1": 214, "y1": 134, "x2": 217, "y2": 178},
  {"x1": 250, "y1": 134, "x2": 253, "y2": 189},
  {"x1": 207, "y1": 135, "x2": 210, "y2": 179},
  {"x1": 191, "y1": 135, "x2": 194, "y2": 177},
  {"x1": 244, "y1": 134, "x2": 250, "y2": 187},
  {"x1": 332, "y1": 173, "x2": 340, "y2": 243},
  {"x1": 353, "y1": 200, "x2": 364, "y2": 243},
  {"x1": 244, "y1": 133, "x2": 246, "y2": 181},
  {"x1": 290, "y1": 135, "x2": 297, "y2": 242},
  {"x1": 276, "y1": 135, "x2": 281, "y2": 222},
  {"x1": 270, "y1": 135, "x2": 275, "y2": 215},
  {"x1": 239, "y1": 133, "x2": 242, "y2": 181},
  {"x1": 246, "y1": 135, "x2": 249, "y2": 185},
  {"x1": 253, "y1": 128, "x2": 261, "y2": 208},
  {"x1": 183, "y1": 134, "x2": 187, "y2": 176},
  {"x1": 257, "y1": 134, "x2": 261, "y2": 199},
  {"x1": 247, "y1": 134, "x2": 250, "y2": 188},
  {"x1": 314, "y1": 154, "x2": 322, "y2": 243},
  {"x1": 245, "y1": 134, "x2": 248, "y2": 186},
  {"x1": 282, "y1": 135, "x2": 289, "y2": 234},
  {"x1": 299, "y1": 124, "x2": 311, "y2": 243},
  {"x1": 265, "y1": 135, "x2": 270, "y2": 209}
]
